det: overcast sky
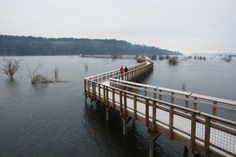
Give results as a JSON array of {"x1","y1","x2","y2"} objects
[{"x1": 0, "y1": 0, "x2": 235, "y2": 54}]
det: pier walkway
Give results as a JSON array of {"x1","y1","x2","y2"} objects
[{"x1": 84, "y1": 60, "x2": 236, "y2": 157}]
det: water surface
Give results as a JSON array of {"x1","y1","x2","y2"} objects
[{"x1": 0, "y1": 56, "x2": 235, "y2": 157}]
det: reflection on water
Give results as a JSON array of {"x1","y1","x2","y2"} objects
[
  {"x1": 0, "y1": 56, "x2": 235, "y2": 157},
  {"x1": 31, "y1": 83, "x2": 49, "y2": 90},
  {"x1": 83, "y1": 64, "x2": 88, "y2": 73}
]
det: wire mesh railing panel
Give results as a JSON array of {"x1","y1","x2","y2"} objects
[
  {"x1": 210, "y1": 127, "x2": 236, "y2": 155},
  {"x1": 196, "y1": 122, "x2": 205, "y2": 140},
  {"x1": 173, "y1": 114, "x2": 191, "y2": 134},
  {"x1": 156, "y1": 108, "x2": 169, "y2": 125}
]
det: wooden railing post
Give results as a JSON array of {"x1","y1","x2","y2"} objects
[
  {"x1": 171, "y1": 92, "x2": 174, "y2": 104},
  {"x1": 159, "y1": 89, "x2": 162, "y2": 100},
  {"x1": 154, "y1": 88, "x2": 157, "y2": 99},
  {"x1": 95, "y1": 83, "x2": 98, "y2": 100},
  {"x1": 191, "y1": 112, "x2": 196, "y2": 152},
  {"x1": 112, "y1": 88, "x2": 115, "y2": 108},
  {"x1": 132, "y1": 70, "x2": 134, "y2": 80},
  {"x1": 152, "y1": 100, "x2": 157, "y2": 131},
  {"x1": 169, "y1": 106, "x2": 174, "y2": 139},
  {"x1": 212, "y1": 101, "x2": 217, "y2": 116},
  {"x1": 88, "y1": 80, "x2": 91, "y2": 96},
  {"x1": 84, "y1": 79, "x2": 87, "y2": 95},
  {"x1": 193, "y1": 97, "x2": 197, "y2": 110},
  {"x1": 145, "y1": 87, "x2": 147, "y2": 96},
  {"x1": 204, "y1": 116, "x2": 211, "y2": 156},
  {"x1": 124, "y1": 92, "x2": 127, "y2": 116},
  {"x1": 145, "y1": 99, "x2": 149, "y2": 127},
  {"x1": 92, "y1": 82, "x2": 95, "y2": 99},
  {"x1": 103, "y1": 85, "x2": 106, "y2": 105},
  {"x1": 106, "y1": 86, "x2": 109, "y2": 107},
  {"x1": 98, "y1": 84, "x2": 101, "y2": 101},
  {"x1": 119, "y1": 91, "x2": 123, "y2": 113},
  {"x1": 133, "y1": 95, "x2": 137, "y2": 119},
  {"x1": 185, "y1": 95, "x2": 189, "y2": 108}
]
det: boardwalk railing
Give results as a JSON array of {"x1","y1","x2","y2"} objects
[
  {"x1": 84, "y1": 61, "x2": 236, "y2": 157},
  {"x1": 109, "y1": 78, "x2": 236, "y2": 121},
  {"x1": 84, "y1": 61, "x2": 153, "y2": 83}
]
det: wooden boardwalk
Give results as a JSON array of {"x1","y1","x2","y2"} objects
[{"x1": 84, "y1": 61, "x2": 236, "y2": 157}]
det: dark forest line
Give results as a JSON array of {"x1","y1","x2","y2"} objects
[{"x1": 0, "y1": 35, "x2": 181, "y2": 56}]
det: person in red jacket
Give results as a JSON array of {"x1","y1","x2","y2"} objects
[{"x1": 119, "y1": 66, "x2": 124, "y2": 80}]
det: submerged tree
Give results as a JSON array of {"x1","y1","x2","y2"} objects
[
  {"x1": 222, "y1": 56, "x2": 232, "y2": 63},
  {"x1": 0, "y1": 59, "x2": 20, "y2": 80},
  {"x1": 168, "y1": 57, "x2": 178, "y2": 65},
  {"x1": 28, "y1": 64, "x2": 52, "y2": 84},
  {"x1": 159, "y1": 55, "x2": 165, "y2": 60},
  {"x1": 28, "y1": 65, "x2": 67, "y2": 84},
  {"x1": 150, "y1": 55, "x2": 157, "y2": 60}
]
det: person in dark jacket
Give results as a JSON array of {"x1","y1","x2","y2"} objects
[{"x1": 124, "y1": 66, "x2": 128, "y2": 80}]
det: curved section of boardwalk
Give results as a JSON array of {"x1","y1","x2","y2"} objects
[{"x1": 84, "y1": 61, "x2": 236, "y2": 157}]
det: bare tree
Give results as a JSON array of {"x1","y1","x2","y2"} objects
[
  {"x1": 28, "y1": 64, "x2": 52, "y2": 84},
  {"x1": 168, "y1": 57, "x2": 178, "y2": 65},
  {"x1": 0, "y1": 59, "x2": 20, "y2": 80},
  {"x1": 222, "y1": 56, "x2": 232, "y2": 63}
]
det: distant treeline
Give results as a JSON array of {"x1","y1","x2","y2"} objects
[{"x1": 0, "y1": 35, "x2": 181, "y2": 56}]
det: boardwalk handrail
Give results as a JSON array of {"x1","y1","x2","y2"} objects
[
  {"x1": 109, "y1": 78, "x2": 236, "y2": 121},
  {"x1": 84, "y1": 60, "x2": 236, "y2": 157},
  {"x1": 86, "y1": 79, "x2": 236, "y2": 156},
  {"x1": 84, "y1": 61, "x2": 147, "y2": 81}
]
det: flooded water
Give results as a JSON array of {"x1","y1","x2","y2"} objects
[{"x1": 0, "y1": 56, "x2": 235, "y2": 157}]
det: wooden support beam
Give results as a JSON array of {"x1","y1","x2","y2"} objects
[
  {"x1": 112, "y1": 88, "x2": 115, "y2": 108},
  {"x1": 152, "y1": 101, "x2": 157, "y2": 131},
  {"x1": 145, "y1": 87, "x2": 147, "y2": 96},
  {"x1": 154, "y1": 88, "x2": 157, "y2": 99},
  {"x1": 148, "y1": 129, "x2": 161, "y2": 157},
  {"x1": 159, "y1": 90, "x2": 162, "y2": 100},
  {"x1": 88, "y1": 80, "x2": 90, "y2": 96},
  {"x1": 124, "y1": 92, "x2": 127, "y2": 116},
  {"x1": 106, "y1": 86, "x2": 109, "y2": 107},
  {"x1": 204, "y1": 116, "x2": 211, "y2": 157},
  {"x1": 212, "y1": 101, "x2": 217, "y2": 116},
  {"x1": 119, "y1": 91, "x2": 123, "y2": 114},
  {"x1": 185, "y1": 95, "x2": 189, "y2": 108},
  {"x1": 169, "y1": 106, "x2": 174, "y2": 139},
  {"x1": 193, "y1": 97, "x2": 197, "y2": 110},
  {"x1": 132, "y1": 70, "x2": 134, "y2": 80},
  {"x1": 171, "y1": 92, "x2": 174, "y2": 104},
  {"x1": 191, "y1": 112, "x2": 196, "y2": 152},
  {"x1": 98, "y1": 84, "x2": 101, "y2": 101},
  {"x1": 133, "y1": 95, "x2": 137, "y2": 120},
  {"x1": 145, "y1": 99, "x2": 149, "y2": 127},
  {"x1": 84, "y1": 79, "x2": 87, "y2": 95},
  {"x1": 149, "y1": 138, "x2": 155, "y2": 157},
  {"x1": 103, "y1": 85, "x2": 106, "y2": 105},
  {"x1": 92, "y1": 82, "x2": 95, "y2": 99}
]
